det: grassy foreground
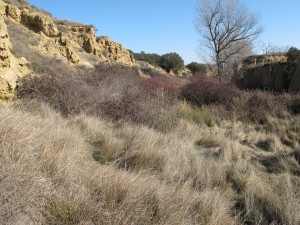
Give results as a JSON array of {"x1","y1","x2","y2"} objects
[{"x1": 1, "y1": 62, "x2": 300, "y2": 224}]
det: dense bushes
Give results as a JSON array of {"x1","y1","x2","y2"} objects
[
  {"x1": 180, "y1": 75, "x2": 296, "y2": 124},
  {"x1": 131, "y1": 51, "x2": 184, "y2": 73},
  {"x1": 227, "y1": 91, "x2": 289, "y2": 123},
  {"x1": 181, "y1": 75, "x2": 239, "y2": 106},
  {"x1": 18, "y1": 73, "x2": 96, "y2": 116},
  {"x1": 186, "y1": 62, "x2": 207, "y2": 74},
  {"x1": 18, "y1": 63, "x2": 177, "y2": 132}
]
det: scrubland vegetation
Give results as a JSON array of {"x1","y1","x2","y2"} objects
[
  {"x1": 1, "y1": 1, "x2": 300, "y2": 224},
  {"x1": 1, "y1": 56, "x2": 299, "y2": 224}
]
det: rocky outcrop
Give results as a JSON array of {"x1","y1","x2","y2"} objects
[
  {"x1": 239, "y1": 62, "x2": 297, "y2": 92},
  {"x1": 1, "y1": 0, "x2": 135, "y2": 67},
  {"x1": 236, "y1": 54, "x2": 300, "y2": 92},
  {"x1": 97, "y1": 36, "x2": 135, "y2": 65},
  {"x1": 0, "y1": 15, "x2": 29, "y2": 100},
  {"x1": 0, "y1": 0, "x2": 137, "y2": 101},
  {"x1": 6, "y1": 4, "x2": 21, "y2": 22},
  {"x1": 175, "y1": 67, "x2": 192, "y2": 77},
  {"x1": 67, "y1": 25, "x2": 135, "y2": 65},
  {"x1": 235, "y1": 54, "x2": 288, "y2": 76},
  {"x1": 20, "y1": 11, "x2": 58, "y2": 37},
  {"x1": 0, "y1": 16, "x2": 11, "y2": 68},
  {"x1": 137, "y1": 61, "x2": 168, "y2": 77},
  {"x1": 242, "y1": 54, "x2": 288, "y2": 68}
]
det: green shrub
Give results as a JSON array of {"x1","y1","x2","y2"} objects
[
  {"x1": 186, "y1": 62, "x2": 207, "y2": 74},
  {"x1": 287, "y1": 47, "x2": 300, "y2": 61},
  {"x1": 159, "y1": 52, "x2": 184, "y2": 73},
  {"x1": 130, "y1": 51, "x2": 161, "y2": 67}
]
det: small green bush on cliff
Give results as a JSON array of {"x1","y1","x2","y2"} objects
[{"x1": 287, "y1": 47, "x2": 300, "y2": 61}]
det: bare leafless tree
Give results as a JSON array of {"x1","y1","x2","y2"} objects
[
  {"x1": 195, "y1": 0, "x2": 262, "y2": 78},
  {"x1": 261, "y1": 41, "x2": 290, "y2": 55},
  {"x1": 223, "y1": 39, "x2": 253, "y2": 75}
]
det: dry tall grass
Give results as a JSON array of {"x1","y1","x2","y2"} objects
[{"x1": 1, "y1": 99, "x2": 299, "y2": 224}]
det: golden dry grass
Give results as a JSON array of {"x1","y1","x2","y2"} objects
[{"x1": 0, "y1": 100, "x2": 299, "y2": 224}]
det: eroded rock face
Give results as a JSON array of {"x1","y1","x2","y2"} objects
[
  {"x1": 67, "y1": 26, "x2": 135, "y2": 65},
  {"x1": 235, "y1": 54, "x2": 288, "y2": 76},
  {"x1": 236, "y1": 54, "x2": 300, "y2": 92},
  {"x1": 6, "y1": 4, "x2": 21, "y2": 22},
  {"x1": 1, "y1": 0, "x2": 135, "y2": 67},
  {"x1": 0, "y1": 16, "x2": 11, "y2": 68},
  {"x1": 0, "y1": 16, "x2": 12, "y2": 99},
  {"x1": 288, "y1": 61, "x2": 300, "y2": 92},
  {"x1": 240, "y1": 62, "x2": 297, "y2": 92},
  {"x1": 97, "y1": 36, "x2": 135, "y2": 65},
  {"x1": 20, "y1": 11, "x2": 58, "y2": 37},
  {"x1": 0, "y1": 0, "x2": 137, "y2": 101},
  {"x1": 0, "y1": 15, "x2": 29, "y2": 100}
]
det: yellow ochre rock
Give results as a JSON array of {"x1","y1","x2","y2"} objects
[
  {"x1": 20, "y1": 11, "x2": 59, "y2": 37},
  {"x1": 0, "y1": 15, "x2": 29, "y2": 101}
]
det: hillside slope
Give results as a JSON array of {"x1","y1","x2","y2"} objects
[{"x1": 0, "y1": 0, "x2": 136, "y2": 100}]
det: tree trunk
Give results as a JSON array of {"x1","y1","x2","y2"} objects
[{"x1": 216, "y1": 54, "x2": 223, "y2": 82}]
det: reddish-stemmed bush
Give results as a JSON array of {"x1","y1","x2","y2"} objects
[
  {"x1": 139, "y1": 77, "x2": 179, "y2": 98},
  {"x1": 181, "y1": 75, "x2": 239, "y2": 106}
]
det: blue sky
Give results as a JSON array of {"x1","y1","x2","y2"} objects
[{"x1": 28, "y1": 0, "x2": 300, "y2": 64}]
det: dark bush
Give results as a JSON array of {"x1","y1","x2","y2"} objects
[
  {"x1": 159, "y1": 52, "x2": 184, "y2": 73},
  {"x1": 186, "y1": 62, "x2": 207, "y2": 74},
  {"x1": 181, "y1": 76, "x2": 239, "y2": 106},
  {"x1": 287, "y1": 47, "x2": 300, "y2": 61},
  {"x1": 18, "y1": 62, "x2": 141, "y2": 117},
  {"x1": 17, "y1": 73, "x2": 97, "y2": 116}
]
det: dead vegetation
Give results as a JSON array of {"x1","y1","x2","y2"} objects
[
  {"x1": 1, "y1": 2, "x2": 299, "y2": 223},
  {"x1": 0, "y1": 62, "x2": 297, "y2": 224}
]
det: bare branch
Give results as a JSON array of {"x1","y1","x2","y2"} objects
[{"x1": 195, "y1": 0, "x2": 263, "y2": 77}]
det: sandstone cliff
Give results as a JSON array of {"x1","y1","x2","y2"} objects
[
  {"x1": 0, "y1": 8, "x2": 29, "y2": 101},
  {"x1": 236, "y1": 54, "x2": 300, "y2": 92},
  {"x1": 0, "y1": 0, "x2": 136, "y2": 100}
]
